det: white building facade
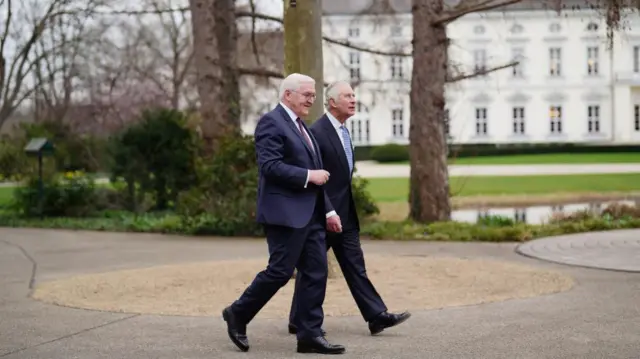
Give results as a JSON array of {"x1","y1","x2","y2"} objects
[{"x1": 242, "y1": 0, "x2": 640, "y2": 146}]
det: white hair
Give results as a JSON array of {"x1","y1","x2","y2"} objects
[
  {"x1": 324, "y1": 81, "x2": 351, "y2": 109},
  {"x1": 279, "y1": 73, "x2": 315, "y2": 99}
]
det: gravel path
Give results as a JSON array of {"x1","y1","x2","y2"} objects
[{"x1": 1, "y1": 228, "x2": 639, "y2": 358}]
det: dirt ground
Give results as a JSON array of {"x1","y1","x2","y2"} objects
[{"x1": 31, "y1": 255, "x2": 574, "y2": 319}]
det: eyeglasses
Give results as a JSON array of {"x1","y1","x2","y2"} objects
[{"x1": 291, "y1": 90, "x2": 316, "y2": 100}]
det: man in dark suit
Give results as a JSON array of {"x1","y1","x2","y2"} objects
[
  {"x1": 288, "y1": 81, "x2": 411, "y2": 336},
  {"x1": 222, "y1": 73, "x2": 345, "y2": 355}
]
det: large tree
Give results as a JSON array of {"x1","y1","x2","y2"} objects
[
  {"x1": 188, "y1": 0, "x2": 240, "y2": 151},
  {"x1": 408, "y1": 0, "x2": 639, "y2": 223}
]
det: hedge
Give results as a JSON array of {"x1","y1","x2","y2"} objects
[{"x1": 354, "y1": 143, "x2": 640, "y2": 162}]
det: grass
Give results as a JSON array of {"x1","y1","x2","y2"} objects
[
  {"x1": 0, "y1": 187, "x2": 13, "y2": 207},
  {"x1": 394, "y1": 152, "x2": 640, "y2": 165},
  {"x1": 366, "y1": 173, "x2": 640, "y2": 202}
]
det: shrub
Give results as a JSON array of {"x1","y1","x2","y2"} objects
[
  {"x1": 19, "y1": 121, "x2": 108, "y2": 173},
  {"x1": 351, "y1": 175, "x2": 379, "y2": 219},
  {"x1": 177, "y1": 133, "x2": 262, "y2": 236},
  {"x1": 370, "y1": 143, "x2": 409, "y2": 163},
  {"x1": 12, "y1": 171, "x2": 99, "y2": 217},
  {"x1": 109, "y1": 108, "x2": 199, "y2": 211},
  {"x1": 0, "y1": 140, "x2": 31, "y2": 181}
]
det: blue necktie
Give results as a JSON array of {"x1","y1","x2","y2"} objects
[{"x1": 340, "y1": 125, "x2": 354, "y2": 174}]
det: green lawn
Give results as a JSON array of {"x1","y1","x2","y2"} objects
[
  {"x1": 396, "y1": 152, "x2": 640, "y2": 165},
  {"x1": 0, "y1": 187, "x2": 13, "y2": 206},
  {"x1": 366, "y1": 173, "x2": 640, "y2": 202},
  {"x1": 2, "y1": 172, "x2": 640, "y2": 206}
]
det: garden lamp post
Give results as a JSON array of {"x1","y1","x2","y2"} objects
[{"x1": 24, "y1": 138, "x2": 54, "y2": 219}]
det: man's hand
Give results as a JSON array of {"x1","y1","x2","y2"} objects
[
  {"x1": 326, "y1": 215, "x2": 342, "y2": 233},
  {"x1": 309, "y1": 169, "x2": 330, "y2": 185}
]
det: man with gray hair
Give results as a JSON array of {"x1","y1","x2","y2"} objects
[
  {"x1": 288, "y1": 80, "x2": 411, "y2": 337},
  {"x1": 222, "y1": 73, "x2": 346, "y2": 355}
]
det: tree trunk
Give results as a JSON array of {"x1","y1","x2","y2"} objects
[
  {"x1": 283, "y1": 0, "x2": 341, "y2": 279},
  {"x1": 189, "y1": 0, "x2": 240, "y2": 152},
  {"x1": 283, "y1": 0, "x2": 324, "y2": 123},
  {"x1": 409, "y1": 0, "x2": 451, "y2": 223}
]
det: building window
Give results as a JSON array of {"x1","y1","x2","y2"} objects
[
  {"x1": 634, "y1": 46, "x2": 639, "y2": 73},
  {"x1": 390, "y1": 57, "x2": 403, "y2": 79},
  {"x1": 349, "y1": 52, "x2": 360, "y2": 82},
  {"x1": 549, "y1": 48, "x2": 561, "y2": 76},
  {"x1": 512, "y1": 47, "x2": 524, "y2": 77},
  {"x1": 475, "y1": 107, "x2": 488, "y2": 135},
  {"x1": 350, "y1": 102, "x2": 370, "y2": 145},
  {"x1": 444, "y1": 109, "x2": 450, "y2": 136},
  {"x1": 588, "y1": 105, "x2": 600, "y2": 133},
  {"x1": 586, "y1": 22, "x2": 599, "y2": 31},
  {"x1": 550, "y1": 106, "x2": 562, "y2": 134},
  {"x1": 473, "y1": 49, "x2": 487, "y2": 76},
  {"x1": 348, "y1": 27, "x2": 360, "y2": 38},
  {"x1": 587, "y1": 46, "x2": 599, "y2": 75},
  {"x1": 512, "y1": 107, "x2": 525, "y2": 134},
  {"x1": 510, "y1": 23, "x2": 524, "y2": 34},
  {"x1": 473, "y1": 25, "x2": 485, "y2": 34},
  {"x1": 635, "y1": 105, "x2": 640, "y2": 131},
  {"x1": 391, "y1": 108, "x2": 404, "y2": 137},
  {"x1": 549, "y1": 23, "x2": 561, "y2": 32},
  {"x1": 391, "y1": 25, "x2": 402, "y2": 37}
]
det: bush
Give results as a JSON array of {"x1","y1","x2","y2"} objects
[
  {"x1": 1, "y1": 202, "x2": 640, "y2": 241},
  {"x1": 12, "y1": 171, "x2": 99, "y2": 217},
  {"x1": 109, "y1": 108, "x2": 199, "y2": 211},
  {"x1": 353, "y1": 143, "x2": 640, "y2": 162},
  {"x1": 177, "y1": 133, "x2": 262, "y2": 236},
  {"x1": 0, "y1": 140, "x2": 31, "y2": 181},
  {"x1": 351, "y1": 175, "x2": 379, "y2": 219},
  {"x1": 370, "y1": 143, "x2": 409, "y2": 163},
  {"x1": 19, "y1": 121, "x2": 108, "y2": 173}
]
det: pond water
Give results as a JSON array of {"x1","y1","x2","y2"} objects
[{"x1": 451, "y1": 198, "x2": 640, "y2": 225}]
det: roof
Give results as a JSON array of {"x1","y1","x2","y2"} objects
[{"x1": 321, "y1": 0, "x2": 613, "y2": 15}]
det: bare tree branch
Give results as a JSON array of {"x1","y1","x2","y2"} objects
[
  {"x1": 433, "y1": 0, "x2": 523, "y2": 25},
  {"x1": 446, "y1": 61, "x2": 518, "y2": 82}
]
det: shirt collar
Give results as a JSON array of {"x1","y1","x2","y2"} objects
[
  {"x1": 279, "y1": 102, "x2": 298, "y2": 122},
  {"x1": 326, "y1": 111, "x2": 344, "y2": 130}
]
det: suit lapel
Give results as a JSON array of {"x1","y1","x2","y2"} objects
[
  {"x1": 276, "y1": 104, "x2": 316, "y2": 161},
  {"x1": 321, "y1": 115, "x2": 351, "y2": 176}
]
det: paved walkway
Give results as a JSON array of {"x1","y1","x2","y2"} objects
[
  {"x1": 516, "y1": 229, "x2": 640, "y2": 272},
  {"x1": 0, "y1": 228, "x2": 639, "y2": 358},
  {"x1": 354, "y1": 162, "x2": 640, "y2": 177}
]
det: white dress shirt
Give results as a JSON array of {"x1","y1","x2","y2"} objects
[{"x1": 279, "y1": 103, "x2": 336, "y2": 218}]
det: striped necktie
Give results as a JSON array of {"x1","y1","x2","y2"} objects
[{"x1": 340, "y1": 125, "x2": 354, "y2": 173}]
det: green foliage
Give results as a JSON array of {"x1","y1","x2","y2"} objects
[
  {"x1": 11, "y1": 171, "x2": 99, "y2": 217},
  {"x1": 353, "y1": 143, "x2": 640, "y2": 162},
  {"x1": 0, "y1": 139, "x2": 31, "y2": 181},
  {"x1": 19, "y1": 121, "x2": 108, "y2": 173},
  {"x1": 177, "y1": 133, "x2": 262, "y2": 236},
  {"x1": 370, "y1": 143, "x2": 409, "y2": 163},
  {"x1": 351, "y1": 175, "x2": 379, "y2": 219},
  {"x1": 477, "y1": 214, "x2": 515, "y2": 227},
  {"x1": 109, "y1": 108, "x2": 199, "y2": 211},
  {"x1": 360, "y1": 203, "x2": 640, "y2": 242},
  {"x1": 2, "y1": 203, "x2": 639, "y2": 241}
]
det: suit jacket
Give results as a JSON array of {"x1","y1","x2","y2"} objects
[
  {"x1": 254, "y1": 104, "x2": 334, "y2": 229},
  {"x1": 309, "y1": 114, "x2": 359, "y2": 230}
]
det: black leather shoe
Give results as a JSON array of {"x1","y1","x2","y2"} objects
[
  {"x1": 297, "y1": 336, "x2": 345, "y2": 354},
  {"x1": 288, "y1": 323, "x2": 326, "y2": 336},
  {"x1": 222, "y1": 307, "x2": 249, "y2": 352},
  {"x1": 368, "y1": 311, "x2": 411, "y2": 335}
]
